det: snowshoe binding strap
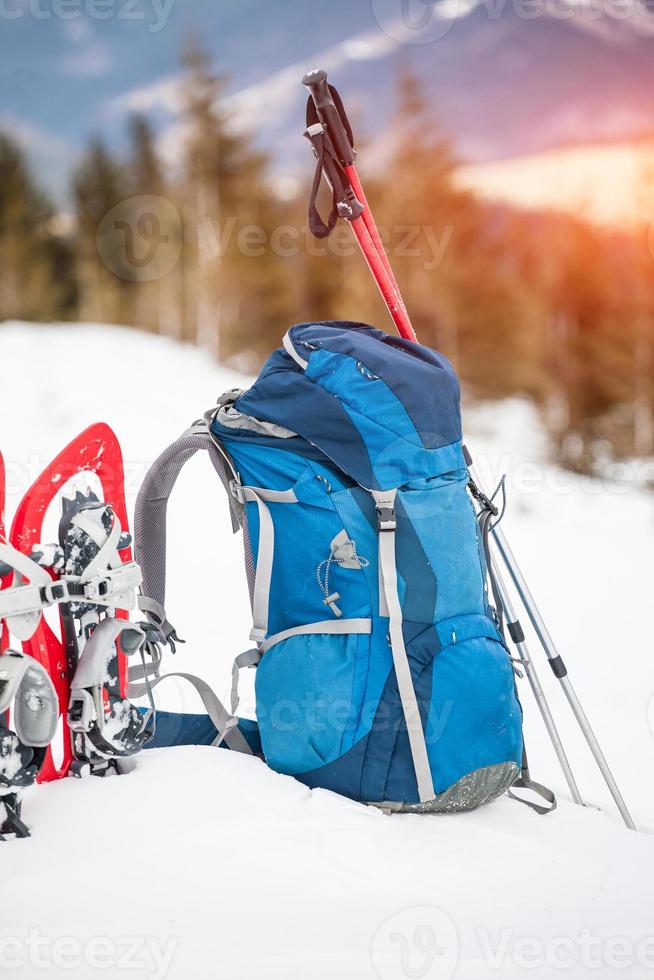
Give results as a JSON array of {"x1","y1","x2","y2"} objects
[
  {"x1": 60, "y1": 501, "x2": 142, "y2": 612},
  {"x1": 67, "y1": 619, "x2": 154, "y2": 760},
  {"x1": 0, "y1": 509, "x2": 142, "y2": 642},
  {"x1": 0, "y1": 651, "x2": 59, "y2": 840},
  {"x1": 0, "y1": 542, "x2": 53, "y2": 640},
  {"x1": 42, "y1": 491, "x2": 152, "y2": 776}
]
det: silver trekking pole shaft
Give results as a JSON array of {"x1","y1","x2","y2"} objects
[
  {"x1": 488, "y1": 553, "x2": 584, "y2": 806},
  {"x1": 490, "y1": 522, "x2": 637, "y2": 831}
]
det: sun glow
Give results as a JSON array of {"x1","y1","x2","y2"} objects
[{"x1": 456, "y1": 139, "x2": 654, "y2": 228}]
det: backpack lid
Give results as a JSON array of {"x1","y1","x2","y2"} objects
[{"x1": 235, "y1": 321, "x2": 465, "y2": 490}]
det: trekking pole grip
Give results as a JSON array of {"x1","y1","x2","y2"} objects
[
  {"x1": 302, "y1": 68, "x2": 356, "y2": 166},
  {"x1": 302, "y1": 67, "x2": 331, "y2": 105}
]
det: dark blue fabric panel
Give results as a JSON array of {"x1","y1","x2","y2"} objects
[
  {"x1": 295, "y1": 732, "x2": 369, "y2": 801},
  {"x1": 383, "y1": 629, "x2": 438, "y2": 803},
  {"x1": 395, "y1": 497, "x2": 438, "y2": 628},
  {"x1": 358, "y1": 626, "x2": 447, "y2": 804},
  {"x1": 288, "y1": 321, "x2": 462, "y2": 449},
  {"x1": 359, "y1": 662, "x2": 419, "y2": 804},
  {"x1": 357, "y1": 627, "x2": 440, "y2": 804},
  {"x1": 234, "y1": 360, "x2": 375, "y2": 489},
  {"x1": 144, "y1": 711, "x2": 262, "y2": 754}
]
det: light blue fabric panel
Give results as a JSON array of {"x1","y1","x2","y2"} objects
[
  {"x1": 424, "y1": 615, "x2": 523, "y2": 792},
  {"x1": 255, "y1": 630, "x2": 370, "y2": 774},
  {"x1": 399, "y1": 476, "x2": 487, "y2": 622}
]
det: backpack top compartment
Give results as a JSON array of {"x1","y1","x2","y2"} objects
[{"x1": 233, "y1": 321, "x2": 466, "y2": 490}]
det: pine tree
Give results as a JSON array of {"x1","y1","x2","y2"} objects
[
  {"x1": 177, "y1": 41, "x2": 292, "y2": 360},
  {"x1": 377, "y1": 68, "x2": 531, "y2": 385},
  {"x1": 73, "y1": 139, "x2": 131, "y2": 324},
  {"x1": 178, "y1": 42, "x2": 235, "y2": 351},
  {"x1": 129, "y1": 114, "x2": 164, "y2": 195},
  {"x1": 0, "y1": 133, "x2": 75, "y2": 321},
  {"x1": 126, "y1": 114, "x2": 183, "y2": 337}
]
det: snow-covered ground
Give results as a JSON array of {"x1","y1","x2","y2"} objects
[{"x1": 1, "y1": 321, "x2": 653, "y2": 980}]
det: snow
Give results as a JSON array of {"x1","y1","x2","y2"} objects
[{"x1": 1, "y1": 321, "x2": 653, "y2": 980}]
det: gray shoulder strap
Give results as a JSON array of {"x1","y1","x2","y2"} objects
[{"x1": 134, "y1": 418, "x2": 244, "y2": 635}]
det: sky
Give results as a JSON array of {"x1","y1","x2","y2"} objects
[
  {"x1": 1, "y1": 1, "x2": 400, "y2": 202},
  {"x1": 2, "y1": 0, "x2": 654, "y2": 212}
]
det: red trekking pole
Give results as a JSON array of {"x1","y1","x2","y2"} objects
[{"x1": 302, "y1": 69, "x2": 417, "y2": 343}]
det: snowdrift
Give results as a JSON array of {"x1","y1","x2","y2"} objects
[{"x1": 1, "y1": 321, "x2": 653, "y2": 980}]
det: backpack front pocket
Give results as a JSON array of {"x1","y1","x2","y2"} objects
[
  {"x1": 255, "y1": 629, "x2": 370, "y2": 776},
  {"x1": 425, "y1": 614, "x2": 523, "y2": 794},
  {"x1": 359, "y1": 614, "x2": 523, "y2": 806}
]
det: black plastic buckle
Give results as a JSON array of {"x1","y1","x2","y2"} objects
[
  {"x1": 376, "y1": 506, "x2": 396, "y2": 532},
  {"x1": 467, "y1": 479, "x2": 499, "y2": 517},
  {"x1": 40, "y1": 581, "x2": 68, "y2": 604}
]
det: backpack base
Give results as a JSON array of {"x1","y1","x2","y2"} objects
[{"x1": 370, "y1": 762, "x2": 520, "y2": 815}]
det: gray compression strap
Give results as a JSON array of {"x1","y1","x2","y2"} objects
[
  {"x1": 230, "y1": 648, "x2": 261, "y2": 714},
  {"x1": 238, "y1": 486, "x2": 297, "y2": 644},
  {"x1": 372, "y1": 489, "x2": 435, "y2": 804},
  {"x1": 134, "y1": 421, "x2": 244, "y2": 634},
  {"x1": 125, "y1": 598, "x2": 165, "y2": 692},
  {"x1": 259, "y1": 618, "x2": 372, "y2": 654},
  {"x1": 126, "y1": 648, "x2": 162, "y2": 692},
  {"x1": 508, "y1": 749, "x2": 557, "y2": 815},
  {"x1": 508, "y1": 774, "x2": 557, "y2": 815},
  {"x1": 139, "y1": 671, "x2": 253, "y2": 754}
]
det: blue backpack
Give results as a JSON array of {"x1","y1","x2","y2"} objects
[{"x1": 135, "y1": 321, "x2": 525, "y2": 812}]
